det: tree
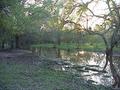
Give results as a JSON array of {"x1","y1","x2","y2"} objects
[
  {"x1": 60, "y1": 0, "x2": 120, "y2": 88},
  {"x1": 0, "y1": 0, "x2": 52, "y2": 49},
  {"x1": 0, "y1": 0, "x2": 15, "y2": 49}
]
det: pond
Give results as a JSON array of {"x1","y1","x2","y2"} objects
[{"x1": 32, "y1": 48, "x2": 120, "y2": 86}]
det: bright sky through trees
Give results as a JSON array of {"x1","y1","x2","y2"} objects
[
  {"x1": 79, "y1": 0, "x2": 120, "y2": 28},
  {"x1": 26, "y1": 0, "x2": 120, "y2": 28},
  {"x1": 87, "y1": 0, "x2": 108, "y2": 28}
]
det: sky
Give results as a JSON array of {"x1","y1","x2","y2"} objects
[
  {"x1": 87, "y1": 0, "x2": 108, "y2": 28},
  {"x1": 26, "y1": 0, "x2": 120, "y2": 28},
  {"x1": 26, "y1": 0, "x2": 35, "y2": 4},
  {"x1": 81, "y1": 0, "x2": 120, "y2": 28}
]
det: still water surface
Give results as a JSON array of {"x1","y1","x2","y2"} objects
[{"x1": 33, "y1": 48, "x2": 120, "y2": 86}]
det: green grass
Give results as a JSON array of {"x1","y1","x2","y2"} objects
[
  {"x1": 57, "y1": 43, "x2": 77, "y2": 50},
  {"x1": 31, "y1": 43, "x2": 106, "y2": 51},
  {"x1": 0, "y1": 63, "x2": 72, "y2": 90},
  {"x1": 31, "y1": 43, "x2": 120, "y2": 52},
  {"x1": 79, "y1": 43, "x2": 106, "y2": 52},
  {"x1": 31, "y1": 44, "x2": 54, "y2": 48},
  {"x1": 0, "y1": 61, "x2": 111, "y2": 90}
]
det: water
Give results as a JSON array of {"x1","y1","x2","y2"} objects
[{"x1": 32, "y1": 48, "x2": 120, "y2": 86}]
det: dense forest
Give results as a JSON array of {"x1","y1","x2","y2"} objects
[{"x1": 0, "y1": 0, "x2": 120, "y2": 90}]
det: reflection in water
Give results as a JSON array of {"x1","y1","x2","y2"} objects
[{"x1": 32, "y1": 48, "x2": 120, "y2": 86}]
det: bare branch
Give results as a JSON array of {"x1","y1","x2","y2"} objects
[{"x1": 63, "y1": 19, "x2": 109, "y2": 47}]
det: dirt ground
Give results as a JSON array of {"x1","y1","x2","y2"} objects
[{"x1": 0, "y1": 49, "x2": 32, "y2": 57}]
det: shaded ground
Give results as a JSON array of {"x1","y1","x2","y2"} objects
[
  {"x1": 0, "y1": 49, "x2": 32, "y2": 58},
  {"x1": 0, "y1": 50, "x2": 112, "y2": 90}
]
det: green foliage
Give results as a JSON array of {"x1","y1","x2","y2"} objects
[
  {"x1": 77, "y1": 4, "x2": 88, "y2": 16},
  {"x1": 0, "y1": 0, "x2": 54, "y2": 49},
  {"x1": 0, "y1": 0, "x2": 119, "y2": 51}
]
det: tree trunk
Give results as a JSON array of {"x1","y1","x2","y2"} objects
[
  {"x1": 57, "y1": 49, "x2": 61, "y2": 58},
  {"x1": 103, "y1": 48, "x2": 109, "y2": 71},
  {"x1": 106, "y1": 48, "x2": 120, "y2": 88},
  {"x1": 15, "y1": 34, "x2": 20, "y2": 49},
  {"x1": 57, "y1": 36, "x2": 61, "y2": 45},
  {"x1": 1, "y1": 41, "x2": 5, "y2": 49},
  {"x1": 110, "y1": 61, "x2": 120, "y2": 88},
  {"x1": 10, "y1": 39, "x2": 14, "y2": 49}
]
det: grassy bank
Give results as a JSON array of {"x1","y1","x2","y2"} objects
[
  {"x1": 31, "y1": 43, "x2": 105, "y2": 51},
  {"x1": 0, "y1": 53, "x2": 111, "y2": 90},
  {"x1": 31, "y1": 43, "x2": 120, "y2": 52}
]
